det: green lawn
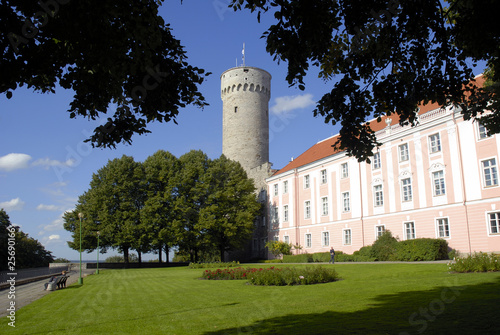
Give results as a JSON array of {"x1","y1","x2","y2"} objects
[{"x1": 2, "y1": 263, "x2": 500, "y2": 334}]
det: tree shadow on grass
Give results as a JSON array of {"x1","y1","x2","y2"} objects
[{"x1": 204, "y1": 278, "x2": 500, "y2": 335}]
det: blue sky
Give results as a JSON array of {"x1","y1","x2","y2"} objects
[{"x1": 0, "y1": 1, "x2": 337, "y2": 261}]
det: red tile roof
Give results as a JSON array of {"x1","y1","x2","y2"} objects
[{"x1": 273, "y1": 75, "x2": 485, "y2": 176}]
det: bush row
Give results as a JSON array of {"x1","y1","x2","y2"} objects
[
  {"x1": 449, "y1": 252, "x2": 500, "y2": 272},
  {"x1": 201, "y1": 266, "x2": 339, "y2": 286},
  {"x1": 282, "y1": 251, "x2": 375, "y2": 263}
]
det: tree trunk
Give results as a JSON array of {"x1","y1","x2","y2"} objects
[
  {"x1": 138, "y1": 251, "x2": 142, "y2": 267},
  {"x1": 165, "y1": 246, "x2": 170, "y2": 264},
  {"x1": 220, "y1": 248, "x2": 225, "y2": 263},
  {"x1": 123, "y1": 247, "x2": 129, "y2": 268}
]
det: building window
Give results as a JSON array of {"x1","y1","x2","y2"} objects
[
  {"x1": 283, "y1": 205, "x2": 289, "y2": 222},
  {"x1": 321, "y1": 197, "x2": 329, "y2": 216},
  {"x1": 304, "y1": 175, "x2": 310, "y2": 189},
  {"x1": 322, "y1": 231, "x2": 330, "y2": 247},
  {"x1": 283, "y1": 180, "x2": 288, "y2": 194},
  {"x1": 374, "y1": 185, "x2": 383, "y2": 207},
  {"x1": 489, "y1": 212, "x2": 500, "y2": 234},
  {"x1": 432, "y1": 170, "x2": 446, "y2": 196},
  {"x1": 478, "y1": 122, "x2": 490, "y2": 140},
  {"x1": 343, "y1": 229, "x2": 352, "y2": 245},
  {"x1": 399, "y1": 143, "x2": 409, "y2": 162},
  {"x1": 342, "y1": 192, "x2": 350, "y2": 212},
  {"x1": 436, "y1": 218, "x2": 450, "y2": 238},
  {"x1": 482, "y1": 158, "x2": 499, "y2": 187},
  {"x1": 284, "y1": 235, "x2": 290, "y2": 244},
  {"x1": 273, "y1": 184, "x2": 278, "y2": 196},
  {"x1": 429, "y1": 133, "x2": 441, "y2": 153},
  {"x1": 305, "y1": 201, "x2": 311, "y2": 219},
  {"x1": 373, "y1": 152, "x2": 381, "y2": 169},
  {"x1": 272, "y1": 206, "x2": 278, "y2": 223},
  {"x1": 401, "y1": 178, "x2": 413, "y2": 202},
  {"x1": 262, "y1": 216, "x2": 266, "y2": 227},
  {"x1": 341, "y1": 163, "x2": 349, "y2": 178},
  {"x1": 321, "y1": 169, "x2": 327, "y2": 184},
  {"x1": 376, "y1": 225, "x2": 385, "y2": 239},
  {"x1": 305, "y1": 233, "x2": 312, "y2": 248},
  {"x1": 253, "y1": 238, "x2": 258, "y2": 251},
  {"x1": 404, "y1": 221, "x2": 416, "y2": 240}
]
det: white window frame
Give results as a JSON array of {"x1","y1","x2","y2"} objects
[
  {"x1": 342, "y1": 191, "x2": 350, "y2": 212},
  {"x1": 343, "y1": 229, "x2": 352, "y2": 245},
  {"x1": 375, "y1": 225, "x2": 385, "y2": 239},
  {"x1": 374, "y1": 184, "x2": 384, "y2": 207},
  {"x1": 283, "y1": 180, "x2": 288, "y2": 194},
  {"x1": 404, "y1": 221, "x2": 416, "y2": 240},
  {"x1": 432, "y1": 170, "x2": 446, "y2": 196},
  {"x1": 341, "y1": 162, "x2": 349, "y2": 178},
  {"x1": 482, "y1": 158, "x2": 499, "y2": 188},
  {"x1": 429, "y1": 133, "x2": 441, "y2": 153},
  {"x1": 322, "y1": 231, "x2": 330, "y2": 247},
  {"x1": 373, "y1": 152, "x2": 381, "y2": 169},
  {"x1": 436, "y1": 217, "x2": 450, "y2": 238},
  {"x1": 401, "y1": 178, "x2": 413, "y2": 202},
  {"x1": 284, "y1": 235, "x2": 290, "y2": 244},
  {"x1": 304, "y1": 200, "x2": 311, "y2": 219},
  {"x1": 399, "y1": 143, "x2": 409, "y2": 162},
  {"x1": 272, "y1": 206, "x2": 279, "y2": 223},
  {"x1": 321, "y1": 169, "x2": 327, "y2": 184},
  {"x1": 304, "y1": 175, "x2": 310, "y2": 189},
  {"x1": 283, "y1": 205, "x2": 289, "y2": 222},
  {"x1": 478, "y1": 122, "x2": 490, "y2": 140},
  {"x1": 488, "y1": 211, "x2": 500, "y2": 235},
  {"x1": 321, "y1": 197, "x2": 329, "y2": 216},
  {"x1": 273, "y1": 184, "x2": 278, "y2": 196},
  {"x1": 305, "y1": 233, "x2": 312, "y2": 248}
]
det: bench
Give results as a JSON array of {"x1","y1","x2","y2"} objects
[{"x1": 44, "y1": 275, "x2": 69, "y2": 291}]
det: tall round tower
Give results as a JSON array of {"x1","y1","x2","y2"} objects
[{"x1": 221, "y1": 66, "x2": 271, "y2": 172}]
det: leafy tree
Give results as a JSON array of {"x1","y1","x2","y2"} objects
[
  {"x1": 141, "y1": 150, "x2": 180, "y2": 263},
  {"x1": 199, "y1": 155, "x2": 261, "y2": 262},
  {"x1": 64, "y1": 155, "x2": 145, "y2": 266},
  {"x1": 231, "y1": 0, "x2": 500, "y2": 161},
  {"x1": 1, "y1": 0, "x2": 208, "y2": 148},
  {"x1": 265, "y1": 240, "x2": 293, "y2": 259},
  {"x1": 0, "y1": 208, "x2": 11, "y2": 271},
  {"x1": 173, "y1": 150, "x2": 211, "y2": 262},
  {"x1": 370, "y1": 230, "x2": 398, "y2": 261}
]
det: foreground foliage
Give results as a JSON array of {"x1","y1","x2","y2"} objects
[
  {"x1": 449, "y1": 252, "x2": 500, "y2": 273},
  {"x1": 201, "y1": 266, "x2": 339, "y2": 286},
  {"x1": 189, "y1": 261, "x2": 240, "y2": 269}
]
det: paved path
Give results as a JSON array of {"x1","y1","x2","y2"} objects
[{"x1": 0, "y1": 269, "x2": 96, "y2": 317}]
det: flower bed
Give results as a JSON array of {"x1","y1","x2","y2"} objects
[
  {"x1": 448, "y1": 252, "x2": 500, "y2": 273},
  {"x1": 201, "y1": 266, "x2": 339, "y2": 286}
]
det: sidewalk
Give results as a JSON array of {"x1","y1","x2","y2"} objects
[{"x1": 0, "y1": 268, "x2": 96, "y2": 317}]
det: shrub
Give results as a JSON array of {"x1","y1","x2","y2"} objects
[
  {"x1": 312, "y1": 252, "x2": 331, "y2": 262},
  {"x1": 371, "y1": 231, "x2": 398, "y2": 261},
  {"x1": 248, "y1": 266, "x2": 339, "y2": 286},
  {"x1": 354, "y1": 246, "x2": 373, "y2": 257},
  {"x1": 201, "y1": 267, "x2": 259, "y2": 280},
  {"x1": 449, "y1": 252, "x2": 500, "y2": 273},
  {"x1": 266, "y1": 240, "x2": 293, "y2": 258},
  {"x1": 394, "y1": 238, "x2": 449, "y2": 261},
  {"x1": 189, "y1": 261, "x2": 240, "y2": 269},
  {"x1": 282, "y1": 254, "x2": 313, "y2": 263}
]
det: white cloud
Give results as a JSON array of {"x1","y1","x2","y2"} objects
[
  {"x1": 37, "y1": 204, "x2": 63, "y2": 211},
  {"x1": 0, "y1": 153, "x2": 32, "y2": 171},
  {"x1": 42, "y1": 217, "x2": 64, "y2": 231},
  {"x1": 270, "y1": 93, "x2": 315, "y2": 115},
  {"x1": 42, "y1": 234, "x2": 61, "y2": 245},
  {"x1": 32, "y1": 158, "x2": 76, "y2": 169},
  {"x1": 0, "y1": 197, "x2": 25, "y2": 211}
]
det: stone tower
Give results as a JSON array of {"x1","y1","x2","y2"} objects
[
  {"x1": 221, "y1": 66, "x2": 271, "y2": 172},
  {"x1": 221, "y1": 66, "x2": 274, "y2": 260}
]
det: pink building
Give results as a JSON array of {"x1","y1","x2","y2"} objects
[{"x1": 267, "y1": 77, "x2": 500, "y2": 255}]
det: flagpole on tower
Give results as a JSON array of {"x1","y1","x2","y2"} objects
[{"x1": 242, "y1": 43, "x2": 245, "y2": 67}]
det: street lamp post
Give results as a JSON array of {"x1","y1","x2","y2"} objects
[
  {"x1": 78, "y1": 212, "x2": 84, "y2": 285},
  {"x1": 96, "y1": 231, "x2": 100, "y2": 274}
]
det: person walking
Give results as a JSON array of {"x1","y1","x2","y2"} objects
[{"x1": 329, "y1": 247, "x2": 335, "y2": 264}]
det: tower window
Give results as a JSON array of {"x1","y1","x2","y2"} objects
[{"x1": 234, "y1": 106, "x2": 238, "y2": 113}]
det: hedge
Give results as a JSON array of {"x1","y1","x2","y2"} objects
[{"x1": 394, "y1": 238, "x2": 449, "y2": 261}]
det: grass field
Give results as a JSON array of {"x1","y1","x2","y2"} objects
[{"x1": 2, "y1": 263, "x2": 500, "y2": 334}]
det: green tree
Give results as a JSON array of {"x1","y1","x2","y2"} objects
[
  {"x1": 173, "y1": 150, "x2": 211, "y2": 262},
  {"x1": 265, "y1": 240, "x2": 293, "y2": 259},
  {"x1": 0, "y1": 209, "x2": 11, "y2": 271},
  {"x1": 64, "y1": 155, "x2": 145, "y2": 266},
  {"x1": 199, "y1": 155, "x2": 261, "y2": 262},
  {"x1": 141, "y1": 150, "x2": 180, "y2": 263},
  {"x1": 231, "y1": 0, "x2": 499, "y2": 161},
  {"x1": 1, "y1": 0, "x2": 208, "y2": 148}
]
